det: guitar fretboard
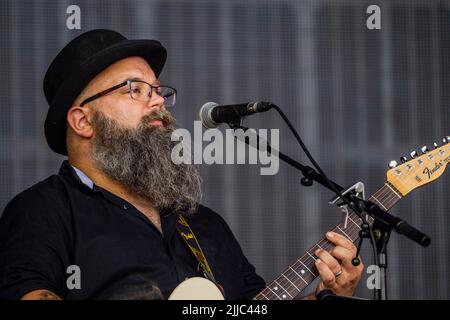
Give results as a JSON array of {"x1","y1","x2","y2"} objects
[{"x1": 253, "y1": 182, "x2": 402, "y2": 300}]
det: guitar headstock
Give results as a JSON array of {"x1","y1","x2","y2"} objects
[{"x1": 386, "y1": 137, "x2": 450, "y2": 196}]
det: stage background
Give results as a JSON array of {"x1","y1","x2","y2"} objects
[{"x1": 1, "y1": 0, "x2": 449, "y2": 299}]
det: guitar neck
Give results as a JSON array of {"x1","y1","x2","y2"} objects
[{"x1": 253, "y1": 182, "x2": 403, "y2": 300}]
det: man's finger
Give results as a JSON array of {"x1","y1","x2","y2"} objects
[
  {"x1": 326, "y1": 231, "x2": 356, "y2": 254},
  {"x1": 330, "y1": 246, "x2": 354, "y2": 264},
  {"x1": 315, "y1": 259, "x2": 338, "y2": 288},
  {"x1": 315, "y1": 249, "x2": 341, "y2": 275}
]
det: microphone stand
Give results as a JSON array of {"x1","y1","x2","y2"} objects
[
  {"x1": 228, "y1": 123, "x2": 431, "y2": 300},
  {"x1": 372, "y1": 217, "x2": 391, "y2": 300}
]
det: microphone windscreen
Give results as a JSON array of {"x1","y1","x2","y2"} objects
[{"x1": 199, "y1": 102, "x2": 219, "y2": 128}]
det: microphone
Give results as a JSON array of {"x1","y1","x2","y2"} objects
[{"x1": 199, "y1": 101, "x2": 273, "y2": 128}]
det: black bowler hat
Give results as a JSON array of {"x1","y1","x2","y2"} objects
[{"x1": 43, "y1": 29, "x2": 167, "y2": 155}]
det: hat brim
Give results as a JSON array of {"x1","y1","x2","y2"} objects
[{"x1": 44, "y1": 39, "x2": 167, "y2": 155}]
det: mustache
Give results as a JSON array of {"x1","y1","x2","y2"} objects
[{"x1": 140, "y1": 109, "x2": 176, "y2": 129}]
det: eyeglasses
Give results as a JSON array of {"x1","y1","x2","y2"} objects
[{"x1": 80, "y1": 79, "x2": 177, "y2": 107}]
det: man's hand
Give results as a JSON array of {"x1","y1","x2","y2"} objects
[{"x1": 314, "y1": 231, "x2": 364, "y2": 297}]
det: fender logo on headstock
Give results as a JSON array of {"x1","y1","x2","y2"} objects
[
  {"x1": 387, "y1": 141, "x2": 450, "y2": 196},
  {"x1": 421, "y1": 154, "x2": 450, "y2": 179},
  {"x1": 423, "y1": 161, "x2": 444, "y2": 179}
]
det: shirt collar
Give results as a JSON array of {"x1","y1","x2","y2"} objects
[
  {"x1": 57, "y1": 160, "x2": 176, "y2": 217},
  {"x1": 58, "y1": 160, "x2": 101, "y2": 193},
  {"x1": 71, "y1": 165, "x2": 94, "y2": 189},
  {"x1": 58, "y1": 160, "x2": 133, "y2": 210}
]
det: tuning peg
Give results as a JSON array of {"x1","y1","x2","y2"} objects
[
  {"x1": 388, "y1": 160, "x2": 398, "y2": 168},
  {"x1": 433, "y1": 142, "x2": 439, "y2": 149},
  {"x1": 421, "y1": 146, "x2": 429, "y2": 154},
  {"x1": 446, "y1": 136, "x2": 450, "y2": 142},
  {"x1": 400, "y1": 156, "x2": 408, "y2": 163},
  {"x1": 443, "y1": 137, "x2": 447, "y2": 144},
  {"x1": 410, "y1": 151, "x2": 418, "y2": 158}
]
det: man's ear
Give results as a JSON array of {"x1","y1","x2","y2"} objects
[{"x1": 67, "y1": 106, "x2": 94, "y2": 138}]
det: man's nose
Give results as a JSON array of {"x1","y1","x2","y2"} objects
[{"x1": 147, "y1": 91, "x2": 165, "y2": 110}]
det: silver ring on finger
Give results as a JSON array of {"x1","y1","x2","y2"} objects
[{"x1": 334, "y1": 268, "x2": 343, "y2": 278}]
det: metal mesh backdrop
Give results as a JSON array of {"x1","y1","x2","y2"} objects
[{"x1": 1, "y1": 0, "x2": 450, "y2": 299}]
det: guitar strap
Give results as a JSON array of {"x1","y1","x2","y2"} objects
[{"x1": 176, "y1": 213, "x2": 217, "y2": 284}]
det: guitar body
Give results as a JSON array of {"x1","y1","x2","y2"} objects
[{"x1": 168, "y1": 277, "x2": 225, "y2": 300}]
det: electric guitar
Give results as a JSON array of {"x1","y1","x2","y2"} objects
[{"x1": 169, "y1": 139, "x2": 450, "y2": 300}]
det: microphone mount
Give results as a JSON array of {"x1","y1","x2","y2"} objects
[{"x1": 199, "y1": 101, "x2": 274, "y2": 128}]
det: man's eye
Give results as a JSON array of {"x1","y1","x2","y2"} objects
[{"x1": 131, "y1": 88, "x2": 141, "y2": 94}]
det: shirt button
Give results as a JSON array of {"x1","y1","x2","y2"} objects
[{"x1": 123, "y1": 204, "x2": 128, "y2": 210}]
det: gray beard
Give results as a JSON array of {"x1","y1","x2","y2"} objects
[{"x1": 90, "y1": 109, "x2": 202, "y2": 214}]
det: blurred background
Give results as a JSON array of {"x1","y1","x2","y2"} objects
[{"x1": 1, "y1": 0, "x2": 450, "y2": 299}]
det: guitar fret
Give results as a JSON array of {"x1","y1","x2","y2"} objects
[
  {"x1": 280, "y1": 275, "x2": 297, "y2": 297},
  {"x1": 370, "y1": 184, "x2": 402, "y2": 211},
  {"x1": 281, "y1": 273, "x2": 300, "y2": 291},
  {"x1": 347, "y1": 215, "x2": 361, "y2": 228},
  {"x1": 317, "y1": 240, "x2": 333, "y2": 253},
  {"x1": 266, "y1": 285, "x2": 282, "y2": 300},
  {"x1": 272, "y1": 279, "x2": 291, "y2": 299},
  {"x1": 299, "y1": 260, "x2": 315, "y2": 276},
  {"x1": 306, "y1": 251, "x2": 316, "y2": 261},
  {"x1": 385, "y1": 183, "x2": 402, "y2": 199},
  {"x1": 371, "y1": 196, "x2": 388, "y2": 210},
  {"x1": 257, "y1": 291, "x2": 269, "y2": 300},
  {"x1": 336, "y1": 226, "x2": 352, "y2": 241},
  {"x1": 343, "y1": 218, "x2": 361, "y2": 240},
  {"x1": 289, "y1": 266, "x2": 308, "y2": 285}
]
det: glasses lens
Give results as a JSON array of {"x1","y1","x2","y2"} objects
[
  {"x1": 129, "y1": 81, "x2": 149, "y2": 102},
  {"x1": 157, "y1": 86, "x2": 177, "y2": 107},
  {"x1": 129, "y1": 81, "x2": 176, "y2": 107}
]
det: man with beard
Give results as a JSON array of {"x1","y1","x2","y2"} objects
[{"x1": 0, "y1": 29, "x2": 363, "y2": 300}]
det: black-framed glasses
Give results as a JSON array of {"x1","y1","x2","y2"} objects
[{"x1": 80, "y1": 80, "x2": 177, "y2": 107}]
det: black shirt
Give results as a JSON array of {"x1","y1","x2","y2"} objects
[{"x1": 0, "y1": 160, "x2": 265, "y2": 300}]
